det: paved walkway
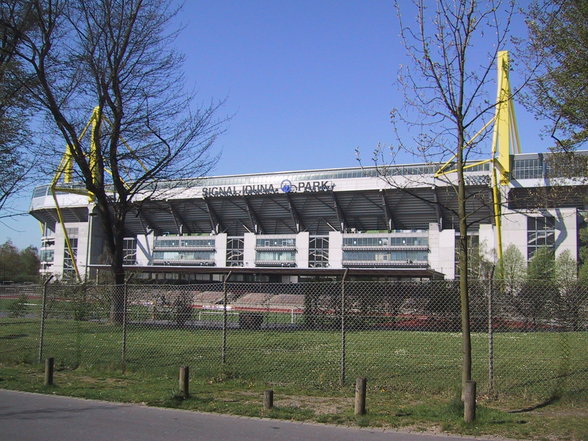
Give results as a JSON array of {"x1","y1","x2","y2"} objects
[{"x1": 0, "y1": 389, "x2": 509, "y2": 441}]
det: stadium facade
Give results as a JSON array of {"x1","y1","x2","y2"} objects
[{"x1": 29, "y1": 151, "x2": 587, "y2": 282}]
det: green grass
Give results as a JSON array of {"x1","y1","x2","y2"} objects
[
  {"x1": 0, "y1": 362, "x2": 585, "y2": 441},
  {"x1": 1, "y1": 317, "x2": 586, "y2": 401},
  {"x1": 0, "y1": 316, "x2": 587, "y2": 439}
]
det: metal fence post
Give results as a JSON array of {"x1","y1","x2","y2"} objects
[
  {"x1": 487, "y1": 276, "x2": 495, "y2": 396},
  {"x1": 121, "y1": 278, "x2": 131, "y2": 371},
  {"x1": 340, "y1": 269, "x2": 349, "y2": 386},
  {"x1": 222, "y1": 271, "x2": 232, "y2": 364},
  {"x1": 38, "y1": 276, "x2": 54, "y2": 363}
]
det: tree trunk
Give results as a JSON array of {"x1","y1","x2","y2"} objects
[
  {"x1": 457, "y1": 139, "x2": 472, "y2": 394},
  {"x1": 109, "y1": 264, "x2": 125, "y2": 325},
  {"x1": 104, "y1": 207, "x2": 127, "y2": 325}
]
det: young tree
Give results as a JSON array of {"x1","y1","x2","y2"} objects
[
  {"x1": 554, "y1": 250, "x2": 586, "y2": 331},
  {"x1": 468, "y1": 240, "x2": 495, "y2": 280},
  {"x1": 514, "y1": 247, "x2": 556, "y2": 329},
  {"x1": 496, "y1": 244, "x2": 526, "y2": 288},
  {"x1": 527, "y1": 247, "x2": 555, "y2": 281},
  {"x1": 9, "y1": 0, "x2": 224, "y2": 321},
  {"x1": 383, "y1": 0, "x2": 517, "y2": 395}
]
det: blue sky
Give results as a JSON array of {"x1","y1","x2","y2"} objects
[
  {"x1": 1, "y1": 0, "x2": 544, "y2": 249},
  {"x1": 179, "y1": 0, "x2": 405, "y2": 174}
]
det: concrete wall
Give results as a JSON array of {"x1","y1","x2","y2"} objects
[
  {"x1": 39, "y1": 208, "x2": 581, "y2": 281},
  {"x1": 502, "y1": 207, "x2": 579, "y2": 262},
  {"x1": 215, "y1": 233, "x2": 228, "y2": 267},
  {"x1": 328, "y1": 231, "x2": 343, "y2": 268},
  {"x1": 296, "y1": 232, "x2": 309, "y2": 268},
  {"x1": 243, "y1": 233, "x2": 256, "y2": 268},
  {"x1": 428, "y1": 223, "x2": 455, "y2": 279},
  {"x1": 136, "y1": 233, "x2": 153, "y2": 266}
]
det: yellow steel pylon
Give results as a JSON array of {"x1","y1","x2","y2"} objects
[
  {"x1": 50, "y1": 106, "x2": 148, "y2": 281},
  {"x1": 50, "y1": 106, "x2": 101, "y2": 281},
  {"x1": 435, "y1": 51, "x2": 521, "y2": 262}
]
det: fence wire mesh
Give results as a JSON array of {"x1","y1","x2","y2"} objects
[{"x1": 1, "y1": 279, "x2": 586, "y2": 401}]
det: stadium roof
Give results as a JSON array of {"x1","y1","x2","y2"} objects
[{"x1": 30, "y1": 151, "x2": 588, "y2": 236}]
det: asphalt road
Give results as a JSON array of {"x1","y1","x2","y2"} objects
[{"x1": 0, "y1": 389, "x2": 503, "y2": 441}]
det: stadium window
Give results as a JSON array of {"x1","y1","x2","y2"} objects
[
  {"x1": 527, "y1": 216, "x2": 555, "y2": 259},
  {"x1": 123, "y1": 238, "x2": 137, "y2": 265},
  {"x1": 309, "y1": 236, "x2": 329, "y2": 268},
  {"x1": 63, "y1": 238, "x2": 78, "y2": 279},
  {"x1": 227, "y1": 237, "x2": 244, "y2": 266}
]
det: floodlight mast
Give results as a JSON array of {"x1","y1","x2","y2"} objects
[
  {"x1": 50, "y1": 106, "x2": 101, "y2": 281},
  {"x1": 434, "y1": 50, "x2": 522, "y2": 263},
  {"x1": 490, "y1": 51, "x2": 522, "y2": 262}
]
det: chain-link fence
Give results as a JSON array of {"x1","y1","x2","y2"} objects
[{"x1": 1, "y1": 279, "x2": 586, "y2": 401}]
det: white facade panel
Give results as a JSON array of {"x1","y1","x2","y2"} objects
[
  {"x1": 478, "y1": 224, "x2": 497, "y2": 264},
  {"x1": 428, "y1": 223, "x2": 456, "y2": 279},
  {"x1": 296, "y1": 232, "x2": 309, "y2": 268},
  {"x1": 501, "y1": 210, "x2": 529, "y2": 259},
  {"x1": 215, "y1": 233, "x2": 228, "y2": 267},
  {"x1": 553, "y1": 208, "x2": 578, "y2": 259},
  {"x1": 136, "y1": 233, "x2": 153, "y2": 266},
  {"x1": 243, "y1": 233, "x2": 256, "y2": 268},
  {"x1": 328, "y1": 232, "x2": 343, "y2": 268}
]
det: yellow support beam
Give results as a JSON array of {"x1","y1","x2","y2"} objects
[
  {"x1": 491, "y1": 51, "x2": 522, "y2": 186},
  {"x1": 90, "y1": 106, "x2": 100, "y2": 196},
  {"x1": 435, "y1": 50, "x2": 522, "y2": 263},
  {"x1": 49, "y1": 106, "x2": 147, "y2": 281},
  {"x1": 50, "y1": 106, "x2": 102, "y2": 281},
  {"x1": 490, "y1": 51, "x2": 522, "y2": 262},
  {"x1": 64, "y1": 147, "x2": 73, "y2": 183}
]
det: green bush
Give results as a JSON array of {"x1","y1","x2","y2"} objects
[{"x1": 8, "y1": 294, "x2": 29, "y2": 318}]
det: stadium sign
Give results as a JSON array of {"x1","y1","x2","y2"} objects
[{"x1": 202, "y1": 180, "x2": 335, "y2": 197}]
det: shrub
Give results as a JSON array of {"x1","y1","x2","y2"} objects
[{"x1": 8, "y1": 293, "x2": 29, "y2": 318}]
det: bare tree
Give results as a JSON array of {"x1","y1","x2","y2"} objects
[
  {"x1": 371, "y1": 0, "x2": 518, "y2": 399},
  {"x1": 0, "y1": 0, "x2": 36, "y2": 212},
  {"x1": 9, "y1": 0, "x2": 224, "y2": 321}
]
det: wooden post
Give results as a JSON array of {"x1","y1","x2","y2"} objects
[
  {"x1": 44, "y1": 357, "x2": 54, "y2": 386},
  {"x1": 179, "y1": 366, "x2": 190, "y2": 398},
  {"x1": 464, "y1": 380, "x2": 476, "y2": 422},
  {"x1": 264, "y1": 390, "x2": 274, "y2": 410},
  {"x1": 354, "y1": 377, "x2": 367, "y2": 415}
]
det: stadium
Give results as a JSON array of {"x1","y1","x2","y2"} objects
[
  {"x1": 29, "y1": 150, "x2": 586, "y2": 282},
  {"x1": 16, "y1": 51, "x2": 588, "y2": 413},
  {"x1": 27, "y1": 51, "x2": 587, "y2": 283}
]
